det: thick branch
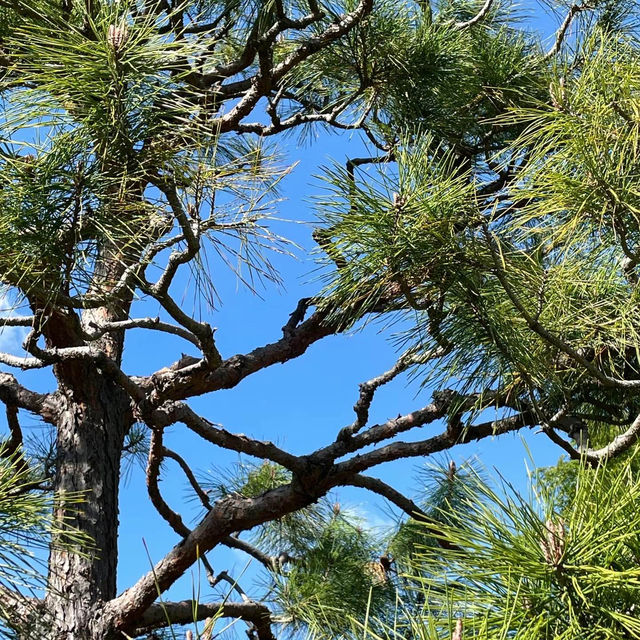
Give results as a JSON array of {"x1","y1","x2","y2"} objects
[
  {"x1": 0, "y1": 372, "x2": 58, "y2": 423},
  {"x1": 106, "y1": 482, "x2": 313, "y2": 630},
  {"x1": 0, "y1": 316, "x2": 34, "y2": 327},
  {"x1": 131, "y1": 599, "x2": 275, "y2": 640},
  {"x1": 139, "y1": 302, "x2": 340, "y2": 403},
  {"x1": 150, "y1": 401, "x2": 303, "y2": 472},
  {"x1": 0, "y1": 585, "x2": 44, "y2": 635}
]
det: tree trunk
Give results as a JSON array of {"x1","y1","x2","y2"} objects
[{"x1": 46, "y1": 361, "x2": 132, "y2": 640}]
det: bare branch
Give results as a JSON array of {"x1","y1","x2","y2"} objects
[
  {"x1": 146, "y1": 428, "x2": 190, "y2": 538},
  {"x1": 106, "y1": 482, "x2": 313, "y2": 630},
  {"x1": 0, "y1": 352, "x2": 48, "y2": 369},
  {"x1": 343, "y1": 474, "x2": 426, "y2": 520},
  {"x1": 138, "y1": 305, "x2": 341, "y2": 403},
  {"x1": 107, "y1": 400, "x2": 540, "y2": 630},
  {"x1": 0, "y1": 372, "x2": 58, "y2": 423},
  {"x1": 546, "y1": 410, "x2": 640, "y2": 465},
  {"x1": 162, "y1": 445, "x2": 212, "y2": 510},
  {"x1": 543, "y1": 3, "x2": 591, "y2": 60},
  {"x1": 337, "y1": 350, "x2": 424, "y2": 442},
  {"x1": 20, "y1": 320, "x2": 145, "y2": 401},
  {"x1": 0, "y1": 316, "x2": 34, "y2": 327},
  {"x1": 582, "y1": 412, "x2": 640, "y2": 462},
  {"x1": 131, "y1": 599, "x2": 275, "y2": 640},
  {"x1": 455, "y1": 0, "x2": 496, "y2": 29},
  {"x1": 343, "y1": 474, "x2": 458, "y2": 550},
  {"x1": 332, "y1": 410, "x2": 538, "y2": 477},
  {"x1": 323, "y1": 395, "x2": 454, "y2": 463},
  {"x1": 213, "y1": 570, "x2": 251, "y2": 602},
  {"x1": 84, "y1": 317, "x2": 200, "y2": 347},
  {"x1": 149, "y1": 401, "x2": 303, "y2": 473},
  {"x1": 3, "y1": 403, "x2": 22, "y2": 456},
  {"x1": 281, "y1": 297, "x2": 312, "y2": 338}
]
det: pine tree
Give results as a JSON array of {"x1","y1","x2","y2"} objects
[{"x1": 1, "y1": 0, "x2": 640, "y2": 638}]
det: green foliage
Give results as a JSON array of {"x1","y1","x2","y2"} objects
[
  {"x1": 198, "y1": 458, "x2": 640, "y2": 640},
  {"x1": 272, "y1": 514, "x2": 394, "y2": 639},
  {"x1": 0, "y1": 0, "x2": 292, "y2": 302},
  {"x1": 200, "y1": 460, "x2": 399, "y2": 637},
  {"x1": 316, "y1": 21, "x2": 640, "y2": 458},
  {"x1": 356, "y1": 460, "x2": 640, "y2": 640}
]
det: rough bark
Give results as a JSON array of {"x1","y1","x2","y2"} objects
[{"x1": 45, "y1": 361, "x2": 132, "y2": 640}]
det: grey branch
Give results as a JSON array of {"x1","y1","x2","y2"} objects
[
  {"x1": 131, "y1": 599, "x2": 275, "y2": 640},
  {"x1": 455, "y1": 0, "x2": 496, "y2": 29},
  {"x1": 0, "y1": 352, "x2": 48, "y2": 369},
  {"x1": 84, "y1": 317, "x2": 200, "y2": 347},
  {"x1": 544, "y1": 3, "x2": 591, "y2": 60},
  {"x1": 151, "y1": 401, "x2": 303, "y2": 472},
  {"x1": 0, "y1": 316, "x2": 34, "y2": 327},
  {"x1": 0, "y1": 372, "x2": 58, "y2": 423}
]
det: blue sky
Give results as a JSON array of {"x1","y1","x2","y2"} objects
[{"x1": 0, "y1": 0, "x2": 577, "y2": 624}]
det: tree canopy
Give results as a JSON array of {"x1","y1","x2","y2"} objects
[{"x1": 2, "y1": 0, "x2": 640, "y2": 639}]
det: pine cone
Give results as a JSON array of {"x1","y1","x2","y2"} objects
[
  {"x1": 541, "y1": 518, "x2": 566, "y2": 567},
  {"x1": 107, "y1": 23, "x2": 129, "y2": 55}
]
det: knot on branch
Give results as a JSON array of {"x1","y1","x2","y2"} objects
[
  {"x1": 282, "y1": 298, "x2": 312, "y2": 338},
  {"x1": 292, "y1": 456, "x2": 331, "y2": 499}
]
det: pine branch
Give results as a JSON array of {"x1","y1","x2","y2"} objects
[
  {"x1": 455, "y1": 0, "x2": 496, "y2": 29},
  {"x1": 131, "y1": 599, "x2": 275, "y2": 640},
  {"x1": 0, "y1": 373, "x2": 58, "y2": 423}
]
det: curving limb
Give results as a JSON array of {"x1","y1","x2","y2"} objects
[
  {"x1": 0, "y1": 372, "x2": 59, "y2": 424},
  {"x1": 107, "y1": 392, "x2": 537, "y2": 631},
  {"x1": 332, "y1": 410, "x2": 538, "y2": 478},
  {"x1": 337, "y1": 348, "x2": 434, "y2": 442},
  {"x1": 543, "y1": 409, "x2": 640, "y2": 466},
  {"x1": 543, "y1": 2, "x2": 591, "y2": 60},
  {"x1": 343, "y1": 474, "x2": 459, "y2": 550},
  {"x1": 130, "y1": 599, "x2": 275, "y2": 640},
  {"x1": 84, "y1": 316, "x2": 200, "y2": 347},
  {"x1": 221, "y1": 535, "x2": 276, "y2": 572},
  {"x1": 150, "y1": 401, "x2": 303, "y2": 473},
  {"x1": 343, "y1": 474, "x2": 427, "y2": 521},
  {"x1": 455, "y1": 0, "x2": 496, "y2": 29}
]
